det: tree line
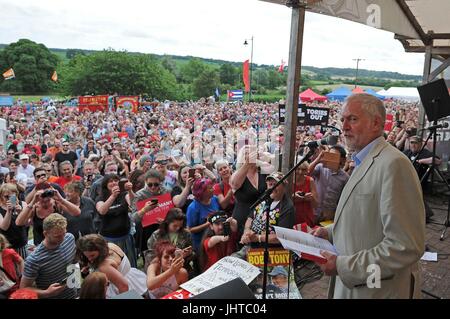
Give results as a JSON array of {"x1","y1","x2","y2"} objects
[{"x1": 0, "y1": 39, "x2": 421, "y2": 100}]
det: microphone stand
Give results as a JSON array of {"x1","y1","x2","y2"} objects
[{"x1": 249, "y1": 147, "x2": 316, "y2": 299}]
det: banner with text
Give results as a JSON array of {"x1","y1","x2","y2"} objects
[
  {"x1": 247, "y1": 248, "x2": 301, "y2": 299},
  {"x1": 78, "y1": 95, "x2": 108, "y2": 112},
  {"x1": 279, "y1": 104, "x2": 329, "y2": 128},
  {"x1": 137, "y1": 193, "x2": 175, "y2": 228}
]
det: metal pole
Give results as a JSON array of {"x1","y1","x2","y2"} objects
[
  {"x1": 250, "y1": 36, "x2": 254, "y2": 102},
  {"x1": 419, "y1": 45, "x2": 432, "y2": 138},
  {"x1": 282, "y1": 0, "x2": 306, "y2": 181},
  {"x1": 353, "y1": 58, "x2": 365, "y2": 88}
]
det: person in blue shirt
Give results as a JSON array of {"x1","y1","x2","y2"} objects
[{"x1": 186, "y1": 178, "x2": 220, "y2": 252}]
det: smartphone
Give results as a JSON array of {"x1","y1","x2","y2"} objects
[
  {"x1": 9, "y1": 171, "x2": 15, "y2": 179},
  {"x1": 174, "y1": 249, "x2": 183, "y2": 259},
  {"x1": 118, "y1": 179, "x2": 128, "y2": 192},
  {"x1": 9, "y1": 194, "x2": 17, "y2": 206},
  {"x1": 188, "y1": 168, "x2": 196, "y2": 179},
  {"x1": 57, "y1": 275, "x2": 70, "y2": 286}
]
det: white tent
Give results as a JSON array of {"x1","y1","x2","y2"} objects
[{"x1": 382, "y1": 87, "x2": 420, "y2": 102}]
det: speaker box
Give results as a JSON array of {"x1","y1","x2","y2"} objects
[
  {"x1": 417, "y1": 78, "x2": 450, "y2": 122},
  {"x1": 191, "y1": 277, "x2": 256, "y2": 299}
]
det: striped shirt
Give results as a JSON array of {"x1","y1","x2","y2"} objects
[{"x1": 23, "y1": 233, "x2": 77, "y2": 299}]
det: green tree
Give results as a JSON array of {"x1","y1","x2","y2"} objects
[
  {"x1": 66, "y1": 49, "x2": 86, "y2": 59},
  {"x1": 62, "y1": 50, "x2": 178, "y2": 100},
  {"x1": 192, "y1": 68, "x2": 220, "y2": 99},
  {"x1": 219, "y1": 63, "x2": 237, "y2": 85},
  {"x1": 0, "y1": 39, "x2": 59, "y2": 94},
  {"x1": 179, "y1": 58, "x2": 206, "y2": 83}
]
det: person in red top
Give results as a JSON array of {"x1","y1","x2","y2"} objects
[
  {"x1": 212, "y1": 160, "x2": 235, "y2": 216},
  {"x1": 199, "y1": 211, "x2": 238, "y2": 271},
  {"x1": 53, "y1": 161, "x2": 81, "y2": 189},
  {"x1": 293, "y1": 161, "x2": 318, "y2": 228},
  {"x1": 0, "y1": 234, "x2": 25, "y2": 298}
]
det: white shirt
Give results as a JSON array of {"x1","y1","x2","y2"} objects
[{"x1": 17, "y1": 163, "x2": 35, "y2": 186}]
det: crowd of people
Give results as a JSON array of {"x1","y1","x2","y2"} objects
[{"x1": 0, "y1": 94, "x2": 430, "y2": 299}]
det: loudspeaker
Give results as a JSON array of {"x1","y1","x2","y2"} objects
[
  {"x1": 417, "y1": 79, "x2": 450, "y2": 122},
  {"x1": 191, "y1": 277, "x2": 256, "y2": 299}
]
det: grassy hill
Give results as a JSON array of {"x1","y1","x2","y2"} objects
[{"x1": 0, "y1": 43, "x2": 420, "y2": 83}]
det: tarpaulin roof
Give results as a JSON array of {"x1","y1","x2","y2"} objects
[
  {"x1": 326, "y1": 86, "x2": 352, "y2": 101},
  {"x1": 352, "y1": 86, "x2": 365, "y2": 94},
  {"x1": 382, "y1": 87, "x2": 420, "y2": 102},
  {"x1": 299, "y1": 88, "x2": 327, "y2": 102},
  {"x1": 260, "y1": 0, "x2": 450, "y2": 59}
]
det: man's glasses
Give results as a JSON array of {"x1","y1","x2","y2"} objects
[
  {"x1": 35, "y1": 174, "x2": 46, "y2": 179},
  {"x1": 147, "y1": 183, "x2": 160, "y2": 188}
]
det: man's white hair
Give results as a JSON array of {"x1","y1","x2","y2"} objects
[{"x1": 345, "y1": 93, "x2": 386, "y2": 132}]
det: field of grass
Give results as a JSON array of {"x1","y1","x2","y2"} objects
[{"x1": 12, "y1": 95, "x2": 64, "y2": 102}]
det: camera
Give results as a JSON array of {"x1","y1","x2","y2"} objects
[
  {"x1": 396, "y1": 120, "x2": 404, "y2": 128},
  {"x1": 107, "y1": 148, "x2": 112, "y2": 155},
  {"x1": 86, "y1": 174, "x2": 93, "y2": 182},
  {"x1": 41, "y1": 189, "x2": 56, "y2": 198},
  {"x1": 223, "y1": 221, "x2": 231, "y2": 236},
  {"x1": 406, "y1": 128, "x2": 417, "y2": 136},
  {"x1": 298, "y1": 191, "x2": 305, "y2": 197}
]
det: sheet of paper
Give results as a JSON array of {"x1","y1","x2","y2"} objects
[
  {"x1": 421, "y1": 252, "x2": 437, "y2": 262},
  {"x1": 273, "y1": 226, "x2": 338, "y2": 259},
  {"x1": 180, "y1": 256, "x2": 260, "y2": 295}
]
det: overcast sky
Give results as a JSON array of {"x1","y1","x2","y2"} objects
[{"x1": 0, "y1": 0, "x2": 425, "y2": 76}]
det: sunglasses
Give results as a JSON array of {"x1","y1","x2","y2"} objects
[
  {"x1": 147, "y1": 182, "x2": 160, "y2": 188},
  {"x1": 7, "y1": 153, "x2": 14, "y2": 155},
  {"x1": 156, "y1": 160, "x2": 168, "y2": 165},
  {"x1": 35, "y1": 174, "x2": 47, "y2": 179}
]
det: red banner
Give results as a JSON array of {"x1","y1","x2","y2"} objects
[
  {"x1": 116, "y1": 96, "x2": 139, "y2": 113},
  {"x1": 384, "y1": 114, "x2": 394, "y2": 132},
  {"x1": 78, "y1": 95, "x2": 108, "y2": 112},
  {"x1": 137, "y1": 193, "x2": 174, "y2": 228},
  {"x1": 243, "y1": 60, "x2": 250, "y2": 93}
]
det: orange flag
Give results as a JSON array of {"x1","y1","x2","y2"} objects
[
  {"x1": 2, "y1": 68, "x2": 15, "y2": 80},
  {"x1": 51, "y1": 71, "x2": 58, "y2": 82}
]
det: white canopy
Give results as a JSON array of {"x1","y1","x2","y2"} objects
[{"x1": 382, "y1": 87, "x2": 420, "y2": 102}]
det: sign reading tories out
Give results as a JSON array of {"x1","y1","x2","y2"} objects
[{"x1": 279, "y1": 104, "x2": 329, "y2": 127}]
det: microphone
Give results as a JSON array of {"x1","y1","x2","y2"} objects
[
  {"x1": 305, "y1": 138, "x2": 329, "y2": 148},
  {"x1": 425, "y1": 122, "x2": 449, "y2": 130}
]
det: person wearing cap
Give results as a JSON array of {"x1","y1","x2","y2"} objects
[
  {"x1": 267, "y1": 266, "x2": 290, "y2": 295},
  {"x1": 233, "y1": 172, "x2": 295, "y2": 259},
  {"x1": 17, "y1": 154, "x2": 35, "y2": 188},
  {"x1": 198, "y1": 211, "x2": 238, "y2": 271},
  {"x1": 153, "y1": 153, "x2": 178, "y2": 192},
  {"x1": 311, "y1": 94, "x2": 424, "y2": 299},
  {"x1": 403, "y1": 135, "x2": 442, "y2": 183}
]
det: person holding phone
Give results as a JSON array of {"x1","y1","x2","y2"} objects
[
  {"x1": 132, "y1": 169, "x2": 170, "y2": 257},
  {"x1": 145, "y1": 208, "x2": 195, "y2": 277},
  {"x1": 95, "y1": 174, "x2": 137, "y2": 267},
  {"x1": 16, "y1": 184, "x2": 81, "y2": 246},
  {"x1": 146, "y1": 240, "x2": 188, "y2": 299},
  {"x1": 198, "y1": 211, "x2": 238, "y2": 271},
  {"x1": 171, "y1": 165, "x2": 195, "y2": 214},
  {"x1": 0, "y1": 184, "x2": 28, "y2": 258}
]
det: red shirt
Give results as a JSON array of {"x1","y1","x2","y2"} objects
[
  {"x1": 202, "y1": 232, "x2": 238, "y2": 271},
  {"x1": 212, "y1": 182, "x2": 235, "y2": 214},
  {"x1": 1, "y1": 248, "x2": 21, "y2": 293},
  {"x1": 54, "y1": 175, "x2": 82, "y2": 188}
]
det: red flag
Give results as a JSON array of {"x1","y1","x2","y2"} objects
[
  {"x1": 243, "y1": 60, "x2": 250, "y2": 93},
  {"x1": 278, "y1": 60, "x2": 285, "y2": 73}
]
